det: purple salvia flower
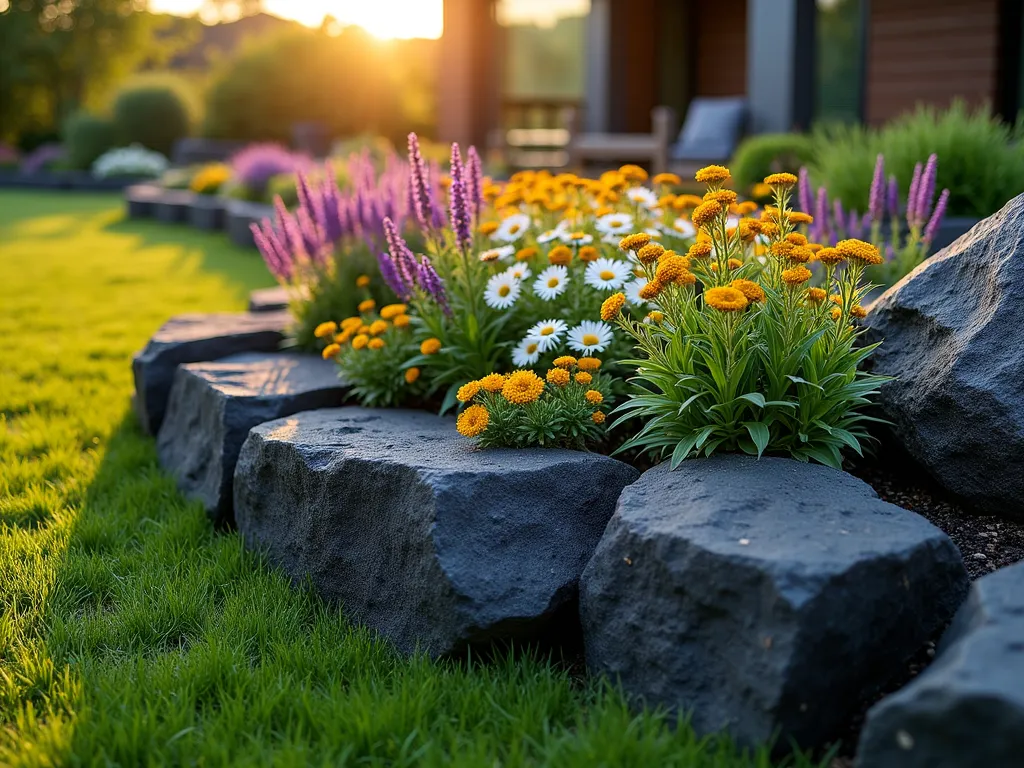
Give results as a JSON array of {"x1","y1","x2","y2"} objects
[
  {"x1": 907, "y1": 162, "x2": 923, "y2": 227},
  {"x1": 848, "y1": 209, "x2": 863, "y2": 239},
  {"x1": 418, "y1": 255, "x2": 451, "y2": 315},
  {"x1": 448, "y1": 143, "x2": 472, "y2": 251},
  {"x1": 915, "y1": 153, "x2": 938, "y2": 227},
  {"x1": 296, "y1": 206, "x2": 326, "y2": 264},
  {"x1": 886, "y1": 243, "x2": 895, "y2": 263},
  {"x1": 868, "y1": 154, "x2": 885, "y2": 222},
  {"x1": 813, "y1": 186, "x2": 829, "y2": 243},
  {"x1": 886, "y1": 175, "x2": 900, "y2": 220},
  {"x1": 466, "y1": 146, "x2": 483, "y2": 222},
  {"x1": 382, "y1": 216, "x2": 419, "y2": 290},
  {"x1": 407, "y1": 132, "x2": 434, "y2": 231},
  {"x1": 428, "y1": 159, "x2": 448, "y2": 229},
  {"x1": 923, "y1": 188, "x2": 950, "y2": 245},
  {"x1": 377, "y1": 251, "x2": 409, "y2": 300},
  {"x1": 798, "y1": 167, "x2": 813, "y2": 215},
  {"x1": 833, "y1": 198, "x2": 846, "y2": 238},
  {"x1": 251, "y1": 218, "x2": 294, "y2": 282}
]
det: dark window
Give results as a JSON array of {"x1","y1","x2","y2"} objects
[{"x1": 815, "y1": 0, "x2": 864, "y2": 123}]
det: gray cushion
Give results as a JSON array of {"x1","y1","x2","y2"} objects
[{"x1": 671, "y1": 98, "x2": 746, "y2": 162}]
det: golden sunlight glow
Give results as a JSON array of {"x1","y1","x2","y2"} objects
[{"x1": 150, "y1": 0, "x2": 443, "y2": 39}]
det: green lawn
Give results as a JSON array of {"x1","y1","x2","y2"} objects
[{"x1": 0, "y1": 192, "x2": 826, "y2": 767}]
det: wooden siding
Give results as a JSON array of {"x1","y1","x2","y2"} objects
[
  {"x1": 866, "y1": 0, "x2": 999, "y2": 125},
  {"x1": 694, "y1": 0, "x2": 748, "y2": 97}
]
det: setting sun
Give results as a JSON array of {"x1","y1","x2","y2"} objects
[{"x1": 150, "y1": 0, "x2": 443, "y2": 38}]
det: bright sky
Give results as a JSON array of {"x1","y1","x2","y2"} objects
[{"x1": 150, "y1": 0, "x2": 445, "y2": 38}]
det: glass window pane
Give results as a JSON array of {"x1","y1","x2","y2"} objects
[
  {"x1": 497, "y1": 0, "x2": 590, "y2": 99},
  {"x1": 816, "y1": 0, "x2": 863, "y2": 123}
]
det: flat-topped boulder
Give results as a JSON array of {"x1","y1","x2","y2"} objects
[
  {"x1": 865, "y1": 193, "x2": 1024, "y2": 519},
  {"x1": 857, "y1": 560, "x2": 1024, "y2": 768},
  {"x1": 579, "y1": 455, "x2": 969, "y2": 752},
  {"x1": 153, "y1": 189, "x2": 194, "y2": 224},
  {"x1": 233, "y1": 407, "x2": 639, "y2": 657},
  {"x1": 226, "y1": 199, "x2": 273, "y2": 249},
  {"x1": 248, "y1": 285, "x2": 291, "y2": 313},
  {"x1": 132, "y1": 311, "x2": 290, "y2": 435},
  {"x1": 124, "y1": 184, "x2": 163, "y2": 218},
  {"x1": 187, "y1": 194, "x2": 226, "y2": 231},
  {"x1": 157, "y1": 353, "x2": 346, "y2": 527}
]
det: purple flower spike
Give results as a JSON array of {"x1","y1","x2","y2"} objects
[
  {"x1": 923, "y1": 188, "x2": 950, "y2": 245},
  {"x1": 467, "y1": 146, "x2": 483, "y2": 222},
  {"x1": 887, "y1": 175, "x2": 900, "y2": 220},
  {"x1": 252, "y1": 218, "x2": 294, "y2": 282},
  {"x1": 407, "y1": 132, "x2": 435, "y2": 231},
  {"x1": 868, "y1": 154, "x2": 886, "y2": 222},
  {"x1": 377, "y1": 251, "x2": 409, "y2": 299},
  {"x1": 418, "y1": 255, "x2": 451, "y2": 315},
  {"x1": 382, "y1": 216, "x2": 419, "y2": 290},
  {"x1": 886, "y1": 243, "x2": 895, "y2": 263},
  {"x1": 915, "y1": 153, "x2": 939, "y2": 226},
  {"x1": 798, "y1": 167, "x2": 813, "y2": 215},
  {"x1": 833, "y1": 198, "x2": 846, "y2": 237},
  {"x1": 429, "y1": 159, "x2": 448, "y2": 229},
  {"x1": 448, "y1": 143, "x2": 472, "y2": 252},
  {"x1": 848, "y1": 209, "x2": 863, "y2": 239},
  {"x1": 907, "y1": 162, "x2": 923, "y2": 227},
  {"x1": 814, "y1": 186, "x2": 829, "y2": 243}
]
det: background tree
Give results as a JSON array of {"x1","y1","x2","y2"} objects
[{"x1": 0, "y1": 1, "x2": 178, "y2": 146}]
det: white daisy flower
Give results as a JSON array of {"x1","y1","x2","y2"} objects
[
  {"x1": 478, "y1": 245, "x2": 515, "y2": 262},
  {"x1": 626, "y1": 186, "x2": 659, "y2": 209},
  {"x1": 594, "y1": 213, "x2": 635, "y2": 236},
  {"x1": 537, "y1": 229, "x2": 562, "y2": 244},
  {"x1": 512, "y1": 337, "x2": 542, "y2": 367},
  {"x1": 567, "y1": 320, "x2": 614, "y2": 356},
  {"x1": 671, "y1": 218, "x2": 696, "y2": 238},
  {"x1": 601, "y1": 233, "x2": 622, "y2": 245},
  {"x1": 533, "y1": 265, "x2": 569, "y2": 300},
  {"x1": 484, "y1": 272, "x2": 521, "y2": 309},
  {"x1": 526, "y1": 318, "x2": 568, "y2": 352},
  {"x1": 624, "y1": 277, "x2": 650, "y2": 305},
  {"x1": 726, "y1": 215, "x2": 741, "y2": 230},
  {"x1": 584, "y1": 257, "x2": 633, "y2": 290},
  {"x1": 645, "y1": 228, "x2": 663, "y2": 238},
  {"x1": 493, "y1": 213, "x2": 531, "y2": 243},
  {"x1": 561, "y1": 231, "x2": 594, "y2": 246},
  {"x1": 503, "y1": 263, "x2": 532, "y2": 281}
]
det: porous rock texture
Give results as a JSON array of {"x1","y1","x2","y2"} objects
[
  {"x1": 579, "y1": 455, "x2": 969, "y2": 751},
  {"x1": 132, "y1": 311, "x2": 289, "y2": 435},
  {"x1": 156, "y1": 352, "x2": 346, "y2": 526},
  {"x1": 864, "y1": 193, "x2": 1024, "y2": 519},
  {"x1": 234, "y1": 407, "x2": 639, "y2": 657},
  {"x1": 856, "y1": 560, "x2": 1024, "y2": 768}
]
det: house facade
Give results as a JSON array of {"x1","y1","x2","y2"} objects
[{"x1": 438, "y1": 0, "x2": 1024, "y2": 153}]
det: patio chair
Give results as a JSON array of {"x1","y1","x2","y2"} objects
[
  {"x1": 567, "y1": 106, "x2": 677, "y2": 175},
  {"x1": 668, "y1": 97, "x2": 747, "y2": 178}
]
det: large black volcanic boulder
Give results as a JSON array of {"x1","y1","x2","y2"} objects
[
  {"x1": 579, "y1": 455, "x2": 969, "y2": 751},
  {"x1": 132, "y1": 311, "x2": 290, "y2": 435},
  {"x1": 156, "y1": 353, "x2": 346, "y2": 526},
  {"x1": 856, "y1": 560, "x2": 1024, "y2": 768},
  {"x1": 233, "y1": 407, "x2": 639, "y2": 657},
  {"x1": 865, "y1": 193, "x2": 1024, "y2": 519}
]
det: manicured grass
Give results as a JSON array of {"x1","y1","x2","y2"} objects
[{"x1": 0, "y1": 192, "x2": 828, "y2": 766}]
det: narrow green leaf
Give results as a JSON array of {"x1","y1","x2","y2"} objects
[{"x1": 743, "y1": 421, "x2": 770, "y2": 458}]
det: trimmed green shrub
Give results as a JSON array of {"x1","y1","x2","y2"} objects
[
  {"x1": 64, "y1": 112, "x2": 118, "y2": 170},
  {"x1": 202, "y1": 27, "x2": 419, "y2": 147},
  {"x1": 112, "y1": 83, "x2": 193, "y2": 157},
  {"x1": 730, "y1": 133, "x2": 817, "y2": 192},
  {"x1": 810, "y1": 101, "x2": 1024, "y2": 218}
]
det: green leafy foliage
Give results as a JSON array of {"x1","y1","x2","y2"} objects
[
  {"x1": 111, "y1": 82, "x2": 194, "y2": 157},
  {"x1": 202, "y1": 27, "x2": 429, "y2": 146},
  {"x1": 458, "y1": 366, "x2": 612, "y2": 449},
  {"x1": 63, "y1": 111, "x2": 119, "y2": 170},
  {"x1": 611, "y1": 176, "x2": 889, "y2": 469},
  {"x1": 731, "y1": 133, "x2": 817, "y2": 193},
  {"x1": 811, "y1": 101, "x2": 1024, "y2": 218}
]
